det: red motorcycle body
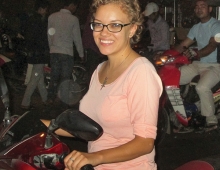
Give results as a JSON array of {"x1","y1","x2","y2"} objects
[
  {"x1": 157, "y1": 49, "x2": 191, "y2": 127},
  {"x1": 156, "y1": 49, "x2": 220, "y2": 170},
  {"x1": 2, "y1": 133, "x2": 69, "y2": 169},
  {"x1": 0, "y1": 111, "x2": 69, "y2": 170},
  {"x1": 157, "y1": 49, "x2": 189, "y2": 87},
  {"x1": 0, "y1": 110, "x2": 102, "y2": 170}
]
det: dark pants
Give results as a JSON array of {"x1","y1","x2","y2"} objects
[{"x1": 47, "y1": 53, "x2": 74, "y2": 104}]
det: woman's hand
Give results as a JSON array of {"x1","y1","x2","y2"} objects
[
  {"x1": 64, "y1": 136, "x2": 154, "y2": 170},
  {"x1": 64, "y1": 151, "x2": 99, "y2": 170}
]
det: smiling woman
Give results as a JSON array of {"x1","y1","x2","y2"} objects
[
  {"x1": 41, "y1": 0, "x2": 162, "y2": 169},
  {"x1": 63, "y1": 0, "x2": 162, "y2": 170}
]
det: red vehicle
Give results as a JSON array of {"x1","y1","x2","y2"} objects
[
  {"x1": 175, "y1": 156, "x2": 220, "y2": 170},
  {"x1": 155, "y1": 49, "x2": 220, "y2": 136},
  {"x1": 0, "y1": 67, "x2": 103, "y2": 170},
  {"x1": 0, "y1": 109, "x2": 103, "y2": 170}
]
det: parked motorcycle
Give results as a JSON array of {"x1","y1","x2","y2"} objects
[
  {"x1": 0, "y1": 67, "x2": 103, "y2": 170},
  {"x1": 0, "y1": 33, "x2": 27, "y2": 78},
  {"x1": 155, "y1": 49, "x2": 220, "y2": 135},
  {"x1": 44, "y1": 62, "x2": 89, "y2": 106},
  {"x1": 0, "y1": 33, "x2": 29, "y2": 92}
]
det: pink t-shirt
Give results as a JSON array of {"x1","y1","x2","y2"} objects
[{"x1": 79, "y1": 57, "x2": 162, "y2": 170}]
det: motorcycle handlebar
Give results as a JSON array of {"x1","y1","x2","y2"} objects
[
  {"x1": 81, "y1": 164, "x2": 94, "y2": 170},
  {"x1": 60, "y1": 153, "x2": 94, "y2": 170}
]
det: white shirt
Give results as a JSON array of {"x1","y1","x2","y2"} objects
[{"x1": 48, "y1": 9, "x2": 84, "y2": 57}]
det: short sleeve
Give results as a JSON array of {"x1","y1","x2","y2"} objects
[
  {"x1": 187, "y1": 24, "x2": 197, "y2": 41},
  {"x1": 211, "y1": 21, "x2": 220, "y2": 37}
]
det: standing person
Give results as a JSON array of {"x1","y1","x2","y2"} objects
[
  {"x1": 143, "y1": 2, "x2": 170, "y2": 52},
  {"x1": 21, "y1": 0, "x2": 50, "y2": 110},
  {"x1": 175, "y1": 0, "x2": 220, "y2": 131},
  {"x1": 46, "y1": 0, "x2": 84, "y2": 106},
  {"x1": 42, "y1": 0, "x2": 162, "y2": 169},
  {"x1": 82, "y1": 12, "x2": 105, "y2": 80},
  {"x1": 18, "y1": 5, "x2": 35, "y2": 85}
]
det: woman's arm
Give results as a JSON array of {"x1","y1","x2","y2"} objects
[
  {"x1": 41, "y1": 119, "x2": 74, "y2": 137},
  {"x1": 64, "y1": 135, "x2": 154, "y2": 170},
  {"x1": 92, "y1": 135, "x2": 154, "y2": 164}
]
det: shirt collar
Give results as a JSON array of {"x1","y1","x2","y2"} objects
[{"x1": 60, "y1": 9, "x2": 71, "y2": 14}]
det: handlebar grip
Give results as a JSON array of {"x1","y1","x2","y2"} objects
[{"x1": 81, "y1": 164, "x2": 94, "y2": 170}]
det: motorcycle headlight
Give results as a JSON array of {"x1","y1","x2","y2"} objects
[{"x1": 155, "y1": 55, "x2": 175, "y2": 66}]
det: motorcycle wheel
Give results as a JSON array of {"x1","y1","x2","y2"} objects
[
  {"x1": 156, "y1": 107, "x2": 169, "y2": 146},
  {"x1": 57, "y1": 65, "x2": 89, "y2": 106},
  {"x1": 72, "y1": 64, "x2": 89, "y2": 93}
]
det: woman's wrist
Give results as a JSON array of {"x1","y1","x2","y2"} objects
[{"x1": 92, "y1": 152, "x2": 104, "y2": 166}]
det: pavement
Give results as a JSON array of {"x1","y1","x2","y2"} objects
[{"x1": 1, "y1": 76, "x2": 220, "y2": 170}]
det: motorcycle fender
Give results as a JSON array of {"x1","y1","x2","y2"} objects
[
  {"x1": 158, "y1": 65, "x2": 180, "y2": 87},
  {"x1": 175, "y1": 160, "x2": 214, "y2": 170}
]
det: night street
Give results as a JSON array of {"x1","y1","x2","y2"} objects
[
  {"x1": 1, "y1": 76, "x2": 220, "y2": 170},
  {"x1": 1, "y1": 0, "x2": 220, "y2": 169}
]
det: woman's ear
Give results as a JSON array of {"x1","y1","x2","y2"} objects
[{"x1": 129, "y1": 24, "x2": 137, "y2": 38}]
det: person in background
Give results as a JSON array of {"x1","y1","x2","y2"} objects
[
  {"x1": 21, "y1": 0, "x2": 50, "y2": 110},
  {"x1": 82, "y1": 12, "x2": 106, "y2": 81},
  {"x1": 18, "y1": 9, "x2": 34, "y2": 85},
  {"x1": 175, "y1": 0, "x2": 220, "y2": 131},
  {"x1": 42, "y1": 0, "x2": 162, "y2": 169},
  {"x1": 46, "y1": 0, "x2": 84, "y2": 107},
  {"x1": 143, "y1": 2, "x2": 170, "y2": 52}
]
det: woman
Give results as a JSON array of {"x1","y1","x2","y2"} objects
[{"x1": 43, "y1": 0, "x2": 162, "y2": 169}]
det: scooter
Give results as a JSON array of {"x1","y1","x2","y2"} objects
[
  {"x1": 43, "y1": 62, "x2": 89, "y2": 106},
  {"x1": 0, "y1": 33, "x2": 27, "y2": 78},
  {"x1": 155, "y1": 49, "x2": 220, "y2": 134},
  {"x1": 0, "y1": 33, "x2": 29, "y2": 92},
  {"x1": 0, "y1": 67, "x2": 103, "y2": 170}
]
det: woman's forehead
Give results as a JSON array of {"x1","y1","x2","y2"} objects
[{"x1": 94, "y1": 4, "x2": 129, "y2": 22}]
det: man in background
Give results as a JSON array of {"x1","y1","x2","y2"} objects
[
  {"x1": 21, "y1": 0, "x2": 50, "y2": 110},
  {"x1": 46, "y1": 0, "x2": 84, "y2": 107},
  {"x1": 176, "y1": 0, "x2": 220, "y2": 131},
  {"x1": 143, "y1": 2, "x2": 170, "y2": 52}
]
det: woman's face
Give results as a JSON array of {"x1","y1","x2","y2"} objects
[{"x1": 93, "y1": 3, "x2": 135, "y2": 56}]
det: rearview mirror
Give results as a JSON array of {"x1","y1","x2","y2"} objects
[{"x1": 55, "y1": 109, "x2": 103, "y2": 141}]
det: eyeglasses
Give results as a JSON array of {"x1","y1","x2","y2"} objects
[{"x1": 90, "y1": 22, "x2": 131, "y2": 33}]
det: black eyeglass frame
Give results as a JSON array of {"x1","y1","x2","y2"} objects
[{"x1": 90, "y1": 22, "x2": 131, "y2": 33}]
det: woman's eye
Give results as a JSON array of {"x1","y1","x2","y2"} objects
[
  {"x1": 111, "y1": 23, "x2": 121, "y2": 28},
  {"x1": 95, "y1": 23, "x2": 103, "y2": 27}
]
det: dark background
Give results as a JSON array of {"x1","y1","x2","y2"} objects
[{"x1": 0, "y1": 0, "x2": 199, "y2": 28}]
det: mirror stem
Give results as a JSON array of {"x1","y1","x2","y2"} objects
[
  {"x1": 44, "y1": 119, "x2": 58, "y2": 149},
  {"x1": 3, "y1": 107, "x2": 11, "y2": 127}
]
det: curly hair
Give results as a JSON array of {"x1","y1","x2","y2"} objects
[{"x1": 90, "y1": 0, "x2": 144, "y2": 44}]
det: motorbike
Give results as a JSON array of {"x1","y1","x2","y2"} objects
[
  {"x1": 0, "y1": 67, "x2": 103, "y2": 170},
  {"x1": 43, "y1": 60, "x2": 89, "y2": 106},
  {"x1": 0, "y1": 32, "x2": 28, "y2": 78},
  {"x1": 0, "y1": 33, "x2": 28, "y2": 92},
  {"x1": 154, "y1": 49, "x2": 220, "y2": 135}
]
